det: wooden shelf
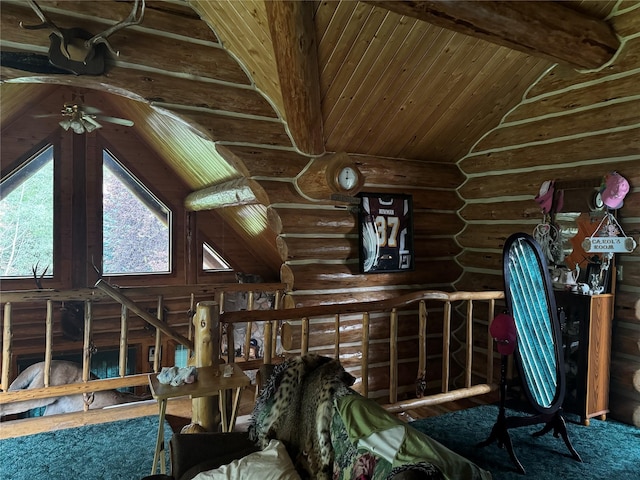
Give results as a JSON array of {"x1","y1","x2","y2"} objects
[{"x1": 555, "y1": 291, "x2": 614, "y2": 425}]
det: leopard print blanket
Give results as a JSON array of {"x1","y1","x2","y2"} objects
[{"x1": 248, "y1": 354, "x2": 355, "y2": 480}]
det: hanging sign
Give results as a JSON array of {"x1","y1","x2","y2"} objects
[{"x1": 582, "y1": 236, "x2": 637, "y2": 253}]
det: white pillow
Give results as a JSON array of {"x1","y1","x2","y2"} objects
[{"x1": 191, "y1": 439, "x2": 301, "y2": 480}]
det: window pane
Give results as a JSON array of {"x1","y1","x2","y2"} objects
[
  {"x1": 102, "y1": 151, "x2": 171, "y2": 274},
  {"x1": 174, "y1": 344, "x2": 189, "y2": 368},
  {"x1": 202, "y1": 242, "x2": 231, "y2": 271},
  {"x1": 0, "y1": 146, "x2": 54, "y2": 277}
]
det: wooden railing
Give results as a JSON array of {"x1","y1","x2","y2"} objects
[
  {"x1": 0, "y1": 281, "x2": 285, "y2": 413},
  {"x1": 1, "y1": 286, "x2": 504, "y2": 420},
  {"x1": 221, "y1": 289, "x2": 505, "y2": 413}
]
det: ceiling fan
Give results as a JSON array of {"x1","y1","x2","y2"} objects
[{"x1": 35, "y1": 103, "x2": 134, "y2": 134}]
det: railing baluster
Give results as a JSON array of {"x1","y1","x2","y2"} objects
[
  {"x1": 82, "y1": 300, "x2": 92, "y2": 383},
  {"x1": 389, "y1": 308, "x2": 398, "y2": 404},
  {"x1": 301, "y1": 317, "x2": 309, "y2": 355},
  {"x1": 487, "y1": 299, "x2": 496, "y2": 384},
  {"x1": 119, "y1": 304, "x2": 128, "y2": 377},
  {"x1": 334, "y1": 313, "x2": 340, "y2": 359},
  {"x1": 466, "y1": 300, "x2": 474, "y2": 389},
  {"x1": 2, "y1": 303, "x2": 12, "y2": 391},
  {"x1": 272, "y1": 291, "x2": 282, "y2": 356},
  {"x1": 45, "y1": 300, "x2": 53, "y2": 387},
  {"x1": 82, "y1": 300, "x2": 93, "y2": 411},
  {"x1": 442, "y1": 301, "x2": 451, "y2": 393},
  {"x1": 153, "y1": 296, "x2": 163, "y2": 372},
  {"x1": 418, "y1": 300, "x2": 427, "y2": 383},
  {"x1": 362, "y1": 312, "x2": 370, "y2": 397},
  {"x1": 189, "y1": 293, "x2": 195, "y2": 358},
  {"x1": 245, "y1": 291, "x2": 254, "y2": 361},
  {"x1": 264, "y1": 320, "x2": 273, "y2": 363}
]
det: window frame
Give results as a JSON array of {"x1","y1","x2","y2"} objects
[
  {"x1": 0, "y1": 135, "x2": 70, "y2": 290},
  {"x1": 101, "y1": 148, "x2": 173, "y2": 276}
]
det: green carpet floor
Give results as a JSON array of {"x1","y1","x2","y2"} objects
[
  {"x1": 410, "y1": 405, "x2": 640, "y2": 480},
  {"x1": 2, "y1": 406, "x2": 638, "y2": 479},
  {"x1": 0, "y1": 415, "x2": 171, "y2": 480}
]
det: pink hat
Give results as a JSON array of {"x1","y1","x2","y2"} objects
[
  {"x1": 534, "y1": 180, "x2": 564, "y2": 214},
  {"x1": 490, "y1": 313, "x2": 517, "y2": 355},
  {"x1": 601, "y1": 172, "x2": 629, "y2": 209}
]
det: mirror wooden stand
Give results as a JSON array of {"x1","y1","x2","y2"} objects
[{"x1": 478, "y1": 233, "x2": 582, "y2": 474}]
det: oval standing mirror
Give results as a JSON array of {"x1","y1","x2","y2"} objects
[
  {"x1": 479, "y1": 232, "x2": 581, "y2": 474},
  {"x1": 503, "y1": 233, "x2": 564, "y2": 412}
]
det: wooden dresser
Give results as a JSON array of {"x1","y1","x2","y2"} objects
[{"x1": 554, "y1": 291, "x2": 614, "y2": 425}]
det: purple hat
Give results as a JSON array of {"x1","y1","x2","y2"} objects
[
  {"x1": 601, "y1": 172, "x2": 629, "y2": 209},
  {"x1": 490, "y1": 313, "x2": 517, "y2": 355}
]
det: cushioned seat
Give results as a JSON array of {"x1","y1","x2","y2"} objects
[{"x1": 142, "y1": 431, "x2": 259, "y2": 480}]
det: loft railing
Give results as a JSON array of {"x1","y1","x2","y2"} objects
[
  {"x1": 221, "y1": 290, "x2": 505, "y2": 413},
  {"x1": 0, "y1": 280, "x2": 285, "y2": 415},
  {"x1": 1, "y1": 286, "x2": 504, "y2": 422}
]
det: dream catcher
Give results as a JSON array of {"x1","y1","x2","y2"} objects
[{"x1": 533, "y1": 180, "x2": 565, "y2": 265}]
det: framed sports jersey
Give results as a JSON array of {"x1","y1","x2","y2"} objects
[{"x1": 358, "y1": 193, "x2": 414, "y2": 273}]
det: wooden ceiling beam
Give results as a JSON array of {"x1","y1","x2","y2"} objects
[
  {"x1": 265, "y1": 0, "x2": 324, "y2": 155},
  {"x1": 365, "y1": 1, "x2": 619, "y2": 70},
  {"x1": 185, "y1": 178, "x2": 269, "y2": 211}
]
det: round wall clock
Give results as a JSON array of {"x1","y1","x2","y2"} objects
[
  {"x1": 338, "y1": 166, "x2": 359, "y2": 191},
  {"x1": 296, "y1": 152, "x2": 364, "y2": 199}
]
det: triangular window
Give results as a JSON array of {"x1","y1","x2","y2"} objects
[
  {"x1": 102, "y1": 150, "x2": 171, "y2": 274},
  {"x1": 0, "y1": 145, "x2": 54, "y2": 278},
  {"x1": 202, "y1": 242, "x2": 231, "y2": 271}
]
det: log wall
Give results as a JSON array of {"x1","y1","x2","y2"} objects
[{"x1": 455, "y1": 6, "x2": 640, "y2": 426}]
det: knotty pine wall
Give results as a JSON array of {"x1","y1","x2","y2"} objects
[{"x1": 455, "y1": 4, "x2": 640, "y2": 426}]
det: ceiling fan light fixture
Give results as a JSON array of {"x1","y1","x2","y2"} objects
[
  {"x1": 59, "y1": 118, "x2": 88, "y2": 134},
  {"x1": 83, "y1": 120, "x2": 98, "y2": 133},
  {"x1": 59, "y1": 118, "x2": 72, "y2": 131},
  {"x1": 71, "y1": 121, "x2": 86, "y2": 134}
]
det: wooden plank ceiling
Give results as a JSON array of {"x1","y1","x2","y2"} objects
[{"x1": 0, "y1": 0, "x2": 620, "y2": 272}]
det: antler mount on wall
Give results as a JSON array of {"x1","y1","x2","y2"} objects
[{"x1": 19, "y1": 0, "x2": 145, "y2": 75}]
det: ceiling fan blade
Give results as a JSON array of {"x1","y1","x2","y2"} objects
[
  {"x1": 83, "y1": 116, "x2": 102, "y2": 131},
  {"x1": 94, "y1": 115, "x2": 134, "y2": 127},
  {"x1": 79, "y1": 105, "x2": 103, "y2": 115},
  {"x1": 33, "y1": 113, "x2": 62, "y2": 118}
]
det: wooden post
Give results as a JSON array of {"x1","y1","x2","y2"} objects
[
  {"x1": 362, "y1": 312, "x2": 370, "y2": 397},
  {"x1": 272, "y1": 291, "x2": 282, "y2": 356},
  {"x1": 82, "y1": 300, "x2": 92, "y2": 382},
  {"x1": 119, "y1": 304, "x2": 128, "y2": 377},
  {"x1": 301, "y1": 317, "x2": 309, "y2": 355},
  {"x1": 466, "y1": 300, "x2": 473, "y2": 389},
  {"x1": 191, "y1": 301, "x2": 220, "y2": 432},
  {"x1": 244, "y1": 291, "x2": 254, "y2": 361},
  {"x1": 263, "y1": 321, "x2": 273, "y2": 364},
  {"x1": 334, "y1": 314, "x2": 340, "y2": 359},
  {"x1": 2, "y1": 303, "x2": 12, "y2": 391},
  {"x1": 442, "y1": 301, "x2": 451, "y2": 393},
  {"x1": 227, "y1": 324, "x2": 235, "y2": 363},
  {"x1": 487, "y1": 299, "x2": 495, "y2": 384},
  {"x1": 389, "y1": 308, "x2": 398, "y2": 404},
  {"x1": 188, "y1": 293, "x2": 195, "y2": 358},
  {"x1": 82, "y1": 300, "x2": 92, "y2": 412},
  {"x1": 44, "y1": 300, "x2": 53, "y2": 387},
  {"x1": 153, "y1": 296, "x2": 163, "y2": 372},
  {"x1": 418, "y1": 300, "x2": 427, "y2": 381}
]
